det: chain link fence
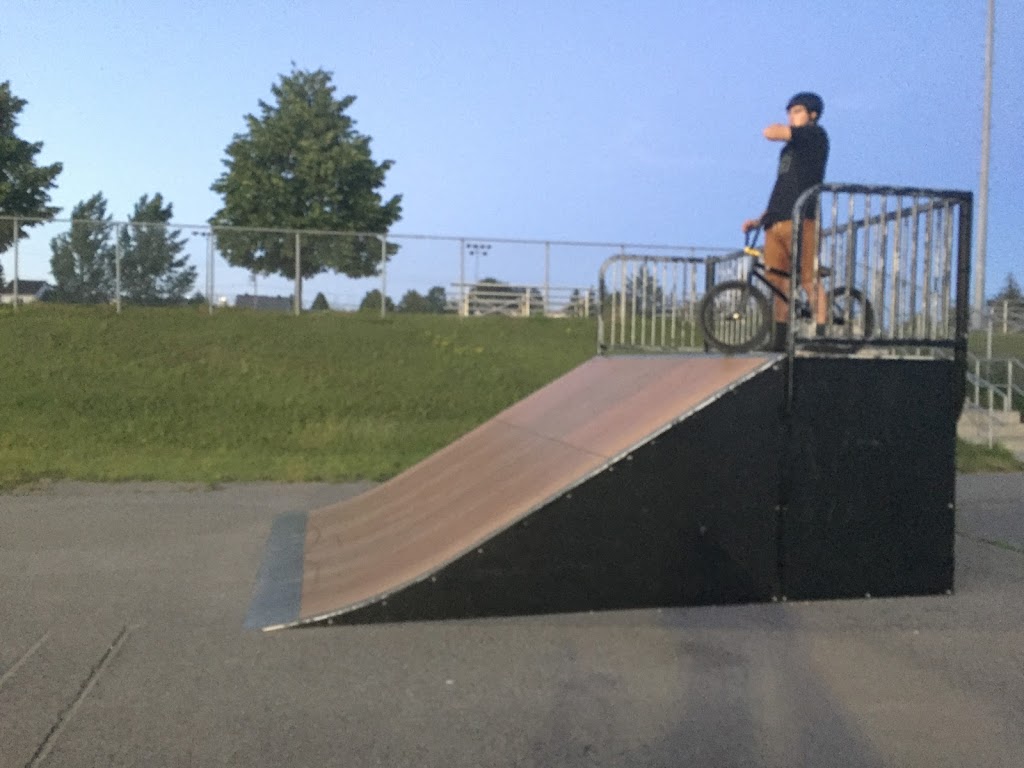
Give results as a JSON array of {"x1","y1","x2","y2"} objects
[{"x1": 0, "y1": 215, "x2": 725, "y2": 318}]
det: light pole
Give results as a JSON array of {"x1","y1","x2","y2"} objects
[
  {"x1": 466, "y1": 242, "x2": 491, "y2": 283},
  {"x1": 975, "y1": 0, "x2": 994, "y2": 325},
  {"x1": 191, "y1": 231, "x2": 216, "y2": 315}
]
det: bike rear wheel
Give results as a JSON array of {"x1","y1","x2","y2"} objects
[
  {"x1": 827, "y1": 287, "x2": 874, "y2": 345},
  {"x1": 700, "y1": 280, "x2": 772, "y2": 353}
]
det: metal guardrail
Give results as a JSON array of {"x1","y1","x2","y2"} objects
[
  {"x1": 791, "y1": 184, "x2": 972, "y2": 352},
  {"x1": 967, "y1": 353, "x2": 1024, "y2": 412},
  {"x1": 596, "y1": 254, "x2": 713, "y2": 353},
  {"x1": 448, "y1": 283, "x2": 594, "y2": 317},
  {"x1": 788, "y1": 184, "x2": 973, "y2": 409}
]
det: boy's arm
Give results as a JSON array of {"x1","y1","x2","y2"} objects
[{"x1": 763, "y1": 123, "x2": 792, "y2": 141}]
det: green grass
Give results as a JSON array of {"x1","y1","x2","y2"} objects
[
  {"x1": 968, "y1": 330, "x2": 1024, "y2": 360},
  {"x1": 0, "y1": 304, "x2": 596, "y2": 488},
  {"x1": 955, "y1": 438, "x2": 1024, "y2": 473},
  {"x1": 0, "y1": 304, "x2": 1020, "y2": 489}
]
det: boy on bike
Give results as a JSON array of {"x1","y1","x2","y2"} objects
[{"x1": 742, "y1": 92, "x2": 829, "y2": 351}]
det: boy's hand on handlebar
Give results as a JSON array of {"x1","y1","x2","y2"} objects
[{"x1": 742, "y1": 218, "x2": 762, "y2": 234}]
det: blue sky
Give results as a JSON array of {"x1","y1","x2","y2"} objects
[{"x1": 1, "y1": 0, "x2": 1020, "y2": 307}]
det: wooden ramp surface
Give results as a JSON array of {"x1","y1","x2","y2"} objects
[{"x1": 249, "y1": 355, "x2": 776, "y2": 629}]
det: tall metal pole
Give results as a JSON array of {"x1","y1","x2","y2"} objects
[
  {"x1": 294, "y1": 232, "x2": 302, "y2": 316},
  {"x1": 459, "y1": 239, "x2": 466, "y2": 317},
  {"x1": 207, "y1": 232, "x2": 215, "y2": 315},
  {"x1": 975, "y1": 0, "x2": 994, "y2": 325},
  {"x1": 11, "y1": 217, "x2": 18, "y2": 311},
  {"x1": 544, "y1": 241, "x2": 550, "y2": 316},
  {"x1": 115, "y1": 224, "x2": 123, "y2": 314},
  {"x1": 380, "y1": 236, "x2": 388, "y2": 319}
]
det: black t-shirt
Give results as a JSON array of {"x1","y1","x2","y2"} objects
[{"x1": 762, "y1": 124, "x2": 829, "y2": 228}]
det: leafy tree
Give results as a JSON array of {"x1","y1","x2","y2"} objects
[
  {"x1": 565, "y1": 288, "x2": 594, "y2": 317},
  {"x1": 210, "y1": 67, "x2": 403, "y2": 307},
  {"x1": 397, "y1": 289, "x2": 430, "y2": 313},
  {"x1": 0, "y1": 81, "x2": 63, "y2": 252},
  {"x1": 426, "y1": 286, "x2": 448, "y2": 313},
  {"x1": 992, "y1": 273, "x2": 1022, "y2": 304},
  {"x1": 311, "y1": 291, "x2": 330, "y2": 310},
  {"x1": 49, "y1": 193, "x2": 116, "y2": 303},
  {"x1": 398, "y1": 286, "x2": 448, "y2": 313},
  {"x1": 119, "y1": 194, "x2": 197, "y2": 305},
  {"x1": 359, "y1": 289, "x2": 394, "y2": 312}
]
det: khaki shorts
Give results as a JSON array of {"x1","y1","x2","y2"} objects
[{"x1": 763, "y1": 220, "x2": 820, "y2": 321}]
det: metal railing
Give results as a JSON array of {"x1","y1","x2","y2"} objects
[
  {"x1": 788, "y1": 184, "x2": 973, "y2": 407},
  {"x1": 449, "y1": 283, "x2": 594, "y2": 317},
  {"x1": 988, "y1": 300, "x2": 1024, "y2": 333},
  {"x1": 967, "y1": 353, "x2": 1024, "y2": 412},
  {"x1": 791, "y1": 184, "x2": 972, "y2": 352},
  {"x1": 596, "y1": 253, "x2": 730, "y2": 353}
]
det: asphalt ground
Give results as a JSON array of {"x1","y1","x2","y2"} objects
[{"x1": 1, "y1": 474, "x2": 1022, "y2": 768}]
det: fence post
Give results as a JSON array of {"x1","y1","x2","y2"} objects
[
  {"x1": 974, "y1": 358, "x2": 980, "y2": 406},
  {"x1": 294, "y1": 232, "x2": 302, "y2": 316},
  {"x1": 459, "y1": 239, "x2": 466, "y2": 318},
  {"x1": 986, "y1": 315, "x2": 993, "y2": 360},
  {"x1": 544, "y1": 241, "x2": 550, "y2": 316},
  {"x1": 1008, "y1": 362, "x2": 1014, "y2": 413},
  {"x1": 11, "y1": 217, "x2": 18, "y2": 311},
  {"x1": 380, "y1": 236, "x2": 388, "y2": 319},
  {"x1": 207, "y1": 231, "x2": 215, "y2": 316},
  {"x1": 115, "y1": 223, "x2": 123, "y2": 314}
]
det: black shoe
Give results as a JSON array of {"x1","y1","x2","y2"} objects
[{"x1": 769, "y1": 322, "x2": 789, "y2": 352}]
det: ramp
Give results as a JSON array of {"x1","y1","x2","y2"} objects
[{"x1": 247, "y1": 354, "x2": 786, "y2": 630}]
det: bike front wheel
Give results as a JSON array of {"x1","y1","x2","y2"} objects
[{"x1": 700, "y1": 280, "x2": 772, "y2": 353}]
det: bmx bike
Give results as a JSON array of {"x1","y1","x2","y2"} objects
[{"x1": 700, "y1": 228, "x2": 875, "y2": 354}]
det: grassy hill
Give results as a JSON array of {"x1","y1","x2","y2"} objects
[
  {"x1": 0, "y1": 304, "x2": 1019, "y2": 489},
  {"x1": 0, "y1": 305, "x2": 596, "y2": 488}
]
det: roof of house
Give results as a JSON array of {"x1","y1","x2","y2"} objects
[
  {"x1": 2, "y1": 280, "x2": 52, "y2": 295},
  {"x1": 234, "y1": 294, "x2": 293, "y2": 312}
]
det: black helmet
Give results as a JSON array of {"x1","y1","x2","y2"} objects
[{"x1": 786, "y1": 91, "x2": 824, "y2": 118}]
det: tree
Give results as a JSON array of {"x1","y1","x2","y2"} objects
[
  {"x1": 49, "y1": 193, "x2": 116, "y2": 303},
  {"x1": 992, "y1": 273, "x2": 1022, "y2": 304},
  {"x1": 425, "y1": 286, "x2": 448, "y2": 313},
  {"x1": 398, "y1": 286, "x2": 447, "y2": 313},
  {"x1": 397, "y1": 289, "x2": 430, "y2": 313},
  {"x1": 311, "y1": 291, "x2": 330, "y2": 310},
  {"x1": 565, "y1": 288, "x2": 594, "y2": 317},
  {"x1": 359, "y1": 289, "x2": 394, "y2": 313},
  {"x1": 0, "y1": 81, "x2": 63, "y2": 253},
  {"x1": 210, "y1": 67, "x2": 403, "y2": 306},
  {"x1": 119, "y1": 194, "x2": 197, "y2": 305}
]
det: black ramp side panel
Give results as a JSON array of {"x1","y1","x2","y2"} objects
[
  {"x1": 245, "y1": 512, "x2": 308, "y2": 629},
  {"x1": 323, "y1": 361, "x2": 786, "y2": 625},
  {"x1": 783, "y1": 358, "x2": 957, "y2": 600}
]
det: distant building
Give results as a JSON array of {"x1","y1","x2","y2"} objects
[
  {"x1": 234, "y1": 294, "x2": 293, "y2": 312},
  {"x1": 1, "y1": 280, "x2": 53, "y2": 305}
]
